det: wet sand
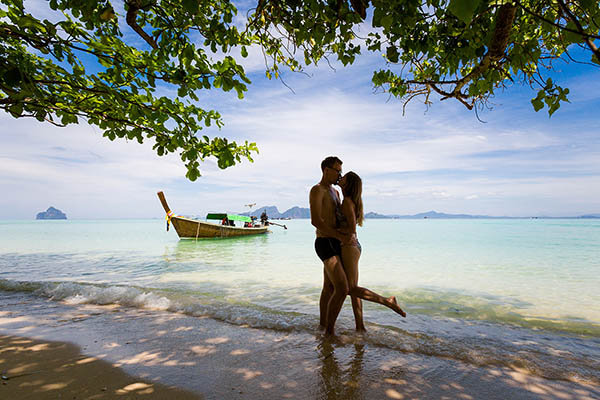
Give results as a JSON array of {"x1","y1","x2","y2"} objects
[{"x1": 1, "y1": 291, "x2": 598, "y2": 399}]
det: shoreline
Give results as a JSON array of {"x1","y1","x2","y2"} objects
[{"x1": 1, "y1": 291, "x2": 598, "y2": 399}]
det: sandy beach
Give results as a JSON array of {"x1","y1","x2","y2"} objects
[
  {"x1": 0, "y1": 335, "x2": 202, "y2": 399},
  {"x1": 1, "y1": 291, "x2": 598, "y2": 400}
]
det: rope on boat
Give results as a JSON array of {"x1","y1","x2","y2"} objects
[
  {"x1": 165, "y1": 211, "x2": 174, "y2": 231},
  {"x1": 195, "y1": 220, "x2": 200, "y2": 241}
]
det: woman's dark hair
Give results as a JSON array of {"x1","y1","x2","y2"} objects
[{"x1": 343, "y1": 171, "x2": 364, "y2": 226}]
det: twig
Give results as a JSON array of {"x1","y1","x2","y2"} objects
[
  {"x1": 556, "y1": 0, "x2": 600, "y2": 61},
  {"x1": 515, "y1": 0, "x2": 600, "y2": 40}
]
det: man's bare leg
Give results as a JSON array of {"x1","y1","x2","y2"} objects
[
  {"x1": 319, "y1": 269, "x2": 333, "y2": 329},
  {"x1": 323, "y1": 255, "x2": 349, "y2": 336}
]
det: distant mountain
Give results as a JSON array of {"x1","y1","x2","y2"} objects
[
  {"x1": 241, "y1": 206, "x2": 282, "y2": 218},
  {"x1": 241, "y1": 207, "x2": 600, "y2": 220},
  {"x1": 241, "y1": 206, "x2": 310, "y2": 219},
  {"x1": 409, "y1": 210, "x2": 495, "y2": 219},
  {"x1": 365, "y1": 210, "x2": 497, "y2": 219},
  {"x1": 364, "y1": 212, "x2": 388, "y2": 219},
  {"x1": 36, "y1": 206, "x2": 67, "y2": 220},
  {"x1": 578, "y1": 214, "x2": 600, "y2": 218},
  {"x1": 282, "y1": 206, "x2": 310, "y2": 219},
  {"x1": 366, "y1": 210, "x2": 600, "y2": 219}
]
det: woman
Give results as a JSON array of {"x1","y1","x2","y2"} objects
[{"x1": 338, "y1": 171, "x2": 406, "y2": 331}]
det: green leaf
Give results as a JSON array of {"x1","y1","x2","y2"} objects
[
  {"x1": 531, "y1": 90, "x2": 545, "y2": 112},
  {"x1": 372, "y1": 6, "x2": 383, "y2": 27},
  {"x1": 1, "y1": 67, "x2": 22, "y2": 86},
  {"x1": 8, "y1": 103, "x2": 23, "y2": 117},
  {"x1": 448, "y1": 0, "x2": 481, "y2": 24},
  {"x1": 99, "y1": 6, "x2": 115, "y2": 21},
  {"x1": 380, "y1": 15, "x2": 393, "y2": 31},
  {"x1": 564, "y1": 21, "x2": 583, "y2": 44},
  {"x1": 182, "y1": 0, "x2": 199, "y2": 14},
  {"x1": 531, "y1": 97, "x2": 544, "y2": 112},
  {"x1": 579, "y1": 0, "x2": 595, "y2": 12},
  {"x1": 186, "y1": 167, "x2": 200, "y2": 181},
  {"x1": 386, "y1": 46, "x2": 399, "y2": 63}
]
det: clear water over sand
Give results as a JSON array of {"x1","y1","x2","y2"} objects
[{"x1": 1, "y1": 218, "x2": 599, "y2": 383}]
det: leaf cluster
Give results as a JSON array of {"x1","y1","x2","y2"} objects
[
  {"x1": 2, "y1": 0, "x2": 598, "y2": 182},
  {"x1": 249, "y1": 0, "x2": 600, "y2": 115},
  {"x1": 0, "y1": 0, "x2": 258, "y2": 180}
]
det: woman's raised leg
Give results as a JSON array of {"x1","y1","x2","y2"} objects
[{"x1": 341, "y1": 245, "x2": 406, "y2": 318}]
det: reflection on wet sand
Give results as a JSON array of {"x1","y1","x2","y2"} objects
[
  {"x1": 317, "y1": 338, "x2": 367, "y2": 400},
  {"x1": 1, "y1": 293, "x2": 599, "y2": 400}
]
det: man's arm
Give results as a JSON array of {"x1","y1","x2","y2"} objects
[{"x1": 309, "y1": 185, "x2": 344, "y2": 240}]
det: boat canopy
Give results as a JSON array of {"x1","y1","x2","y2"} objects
[{"x1": 206, "y1": 213, "x2": 252, "y2": 223}]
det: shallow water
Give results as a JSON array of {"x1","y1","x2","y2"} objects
[{"x1": 1, "y1": 218, "x2": 599, "y2": 383}]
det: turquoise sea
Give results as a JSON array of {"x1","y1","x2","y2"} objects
[{"x1": 1, "y1": 218, "x2": 599, "y2": 384}]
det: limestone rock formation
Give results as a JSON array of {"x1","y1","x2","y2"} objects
[{"x1": 36, "y1": 206, "x2": 67, "y2": 220}]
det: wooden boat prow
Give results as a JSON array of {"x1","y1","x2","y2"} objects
[{"x1": 157, "y1": 191, "x2": 269, "y2": 239}]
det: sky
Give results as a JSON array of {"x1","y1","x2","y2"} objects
[{"x1": 1, "y1": 2, "x2": 599, "y2": 219}]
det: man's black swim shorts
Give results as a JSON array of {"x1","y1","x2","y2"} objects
[{"x1": 314, "y1": 237, "x2": 342, "y2": 261}]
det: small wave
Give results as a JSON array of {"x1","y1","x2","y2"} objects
[
  {"x1": 0, "y1": 279, "x2": 598, "y2": 385},
  {"x1": 397, "y1": 288, "x2": 600, "y2": 337}
]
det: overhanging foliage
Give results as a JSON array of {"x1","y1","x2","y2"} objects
[
  {"x1": 0, "y1": 0, "x2": 258, "y2": 180},
  {"x1": 1, "y1": 1, "x2": 598, "y2": 180}
]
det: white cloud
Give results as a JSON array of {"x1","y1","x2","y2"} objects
[
  {"x1": 1, "y1": 38, "x2": 599, "y2": 218},
  {"x1": 0, "y1": 115, "x2": 186, "y2": 218}
]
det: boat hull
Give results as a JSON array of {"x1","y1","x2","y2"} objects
[{"x1": 171, "y1": 216, "x2": 269, "y2": 238}]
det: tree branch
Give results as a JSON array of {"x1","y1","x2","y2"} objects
[
  {"x1": 515, "y1": 0, "x2": 600, "y2": 40},
  {"x1": 556, "y1": 0, "x2": 600, "y2": 62},
  {"x1": 126, "y1": 0, "x2": 158, "y2": 49},
  {"x1": 448, "y1": 3, "x2": 517, "y2": 101}
]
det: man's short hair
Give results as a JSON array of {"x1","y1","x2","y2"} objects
[{"x1": 321, "y1": 156, "x2": 342, "y2": 171}]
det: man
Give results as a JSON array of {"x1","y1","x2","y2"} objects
[
  {"x1": 260, "y1": 210, "x2": 269, "y2": 225},
  {"x1": 309, "y1": 156, "x2": 361, "y2": 336}
]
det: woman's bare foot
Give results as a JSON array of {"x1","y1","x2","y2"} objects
[
  {"x1": 387, "y1": 296, "x2": 406, "y2": 317},
  {"x1": 355, "y1": 325, "x2": 366, "y2": 332}
]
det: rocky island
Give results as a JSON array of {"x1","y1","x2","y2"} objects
[{"x1": 36, "y1": 207, "x2": 67, "y2": 220}]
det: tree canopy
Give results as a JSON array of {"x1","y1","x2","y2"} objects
[
  {"x1": 253, "y1": 0, "x2": 599, "y2": 115},
  {"x1": 1, "y1": 0, "x2": 599, "y2": 179},
  {"x1": 0, "y1": 0, "x2": 258, "y2": 180}
]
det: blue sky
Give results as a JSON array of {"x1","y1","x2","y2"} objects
[{"x1": 1, "y1": 2, "x2": 599, "y2": 219}]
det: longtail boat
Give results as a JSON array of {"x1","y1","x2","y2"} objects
[{"x1": 157, "y1": 191, "x2": 269, "y2": 238}]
